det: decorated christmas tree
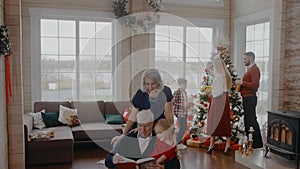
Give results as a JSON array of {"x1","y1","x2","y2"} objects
[{"x1": 190, "y1": 34, "x2": 245, "y2": 143}]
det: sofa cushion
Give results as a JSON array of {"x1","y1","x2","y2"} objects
[
  {"x1": 34, "y1": 101, "x2": 72, "y2": 113},
  {"x1": 72, "y1": 122, "x2": 122, "y2": 142},
  {"x1": 42, "y1": 112, "x2": 61, "y2": 127},
  {"x1": 58, "y1": 105, "x2": 78, "y2": 125},
  {"x1": 29, "y1": 110, "x2": 46, "y2": 129},
  {"x1": 71, "y1": 101, "x2": 105, "y2": 123},
  {"x1": 24, "y1": 113, "x2": 34, "y2": 140},
  {"x1": 104, "y1": 101, "x2": 132, "y2": 116},
  {"x1": 105, "y1": 114, "x2": 125, "y2": 124}
]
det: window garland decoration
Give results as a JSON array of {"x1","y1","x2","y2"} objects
[
  {"x1": 0, "y1": 25, "x2": 13, "y2": 106},
  {"x1": 0, "y1": 25, "x2": 12, "y2": 56},
  {"x1": 113, "y1": 0, "x2": 163, "y2": 33}
]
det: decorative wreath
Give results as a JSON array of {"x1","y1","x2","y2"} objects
[
  {"x1": 113, "y1": 0, "x2": 163, "y2": 33},
  {"x1": 0, "y1": 25, "x2": 12, "y2": 56}
]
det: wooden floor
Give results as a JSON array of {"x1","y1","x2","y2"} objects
[{"x1": 28, "y1": 144, "x2": 248, "y2": 169}]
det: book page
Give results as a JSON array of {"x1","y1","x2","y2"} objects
[
  {"x1": 119, "y1": 156, "x2": 135, "y2": 163},
  {"x1": 136, "y1": 157, "x2": 155, "y2": 164}
]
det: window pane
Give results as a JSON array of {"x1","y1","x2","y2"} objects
[
  {"x1": 41, "y1": 38, "x2": 58, "y2": 54},
  {"x1": 59, "y1": 73, "x2": 75, "y2": 90},
  {"x1": 186, "y1": 27, "x2": 199, "y2": 42},
  {"x1": 264, "y1": 40, "x2": 269, "y2": 56},
  {"x1": 155, "y1": 41, "x2": 169, "y2": 56},
  {"x1": 80, "y1": 38, "x2": 96, "y2": 55},
  {"x1": 264, "y1": 22, "x2": 270, "y2": 39},
  {"x1": 170, "y1": 42, "x2": 182, "y2": 57},
  {"x1": 41, "y1": 73, "x2": 58, "y2": 90},
  {"x1": 200, "y1": 28, "x2": 212, "y2": 42},
  {"x1": 59, "y1": 20, "x2": 75, "y2": 37},
  {"x1": 170, "y1": 26, "x2": 183, "y2": 41},
  {"x1": 96, "y1": 39, "x2": 112, "y2": 55},
  {"x1": 80, "y1": 90, "x2": 97, "y2": 100},
  {"x1": 253, "y1": 40, "x2": 263, "y2": 57},
  {"x1": 80, "y1": 72, "x2": 96, "y2": 90},
  {"x1": 155, "y1": 25, "x2": 213, "y2": 95},
  {"x1": 155, "y1": 25, "x2": 169, "y2": 41},
  {"x1": 39, "y1": 18, "x2": 113, "y2": 101},
  {"x1": 80, "y1": 55, "x2": 97, "y2": 72},
  {"x1": 186, "y1": 43, "x2": 199, "y2": 58},
  {"x1": 80, "y1": 21, "x2": 96, "y2": 38},
  {"x1": 42, "y1": 90, "x2": 59, "y2": 101},
  {"x1": 254, "y1": 23, "x2": 264, "y2": 40},
  {"x1": 59, "y1": 55, "x2": 76, "y2": 72},
  {"x1": 96, "y1": 56, "x2": 112, "y2": 71},
  {"x1": 41, "y1": 19, "x2": 58, "y2": 37},
  {"x1": 246, "y1": 42, "x2": 253, "y2": 52},
  {"x1": 96, "y1": 72, "x2": 112, "y2": 89},
  {"x1": 41, "y1": 55, "x2": 59, "y2": 72},
  {"x1": 156, "y1": 56, "x2": 168, "y2": 62},
  {"x1": 199, "y1": 43, "x2": 212, "y2": 57},
  {"x1": 96, "y1": 22, "x2": 111, "y2": 38},
  {"x1": 246, "y1": 25, "x2": 254, "y2": 41},
  {"x1": 59, "y1": 38, "x2": 76, "y2": 55}
]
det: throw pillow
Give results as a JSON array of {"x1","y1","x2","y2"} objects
[
  {"x1": 58, "y1": 105, "x2": 78, "y2": 125},
  {"x1": 105, "y1": 114, "x2": 125, "y2": 124},
  {"x1": 69, "y1": 114, "x2": 81, "y2": 127},
  {"x1": 29, "y1": 110, "x2": 46, "y2": 129},
  {"x1": 42, "y1": 112, "x2": 61, "y2": 127}
]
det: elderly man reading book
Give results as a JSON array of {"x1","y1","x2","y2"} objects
[{"x1": 105, "y1": 110, "x2": 180, "y2": 169}]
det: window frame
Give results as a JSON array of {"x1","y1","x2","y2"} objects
[
  {"x1": 233, "y1": 9, "x2": 275, "y2": 123},
  {"x1": 29, "y1": 8, "x2": 117, "y2": 102},
  {"x1": 152, "y1": 16, "x2": 224, "y2": 92}
]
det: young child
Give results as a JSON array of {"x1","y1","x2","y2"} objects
[
  {"x1": 151, "y1": 119, "x2": 179, "y2": 167},
  {"x1": 172, "y1": 77, "x2": 189, "y2": 150}
]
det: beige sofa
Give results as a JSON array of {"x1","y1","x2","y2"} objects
[{"x1": 24, "y1": 101, "x2": 131, "y2": 166}]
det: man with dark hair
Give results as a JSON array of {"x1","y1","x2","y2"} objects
[{"x1": 236, "y1": 51, "x2": 263, "y2": 148}]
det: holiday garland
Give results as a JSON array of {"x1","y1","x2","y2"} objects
[
  {"x1": 112, "y1": 0, "x2": 163, "y2": 32},
  {"x1": 0, "y1": 25, "x2": 12, "y2": 56}
]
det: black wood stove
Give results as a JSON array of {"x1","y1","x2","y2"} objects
[{"x1": 265, "y1": 110, "x2": 300, "y2": 169}]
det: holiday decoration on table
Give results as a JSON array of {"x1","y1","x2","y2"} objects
[
  {"x1": 189, "y1": 32, "x2": 245, "y2": 146},
  {"x1": 112, "y1": 0, "x2": 163, "y2": 33},
  {"x1": 0, "y1": 25, "x2": 13, "y2": 107}
]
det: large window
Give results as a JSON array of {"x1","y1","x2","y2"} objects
[
  {"x1": 245, "y1": 22, "x2": 270, "y2": 125},
  {"x1": 39, "y1": 18, "x2": 113, "y2": 101},
  {"x1": 155, "y1": 25, "x2": 213, "y2": 95}
]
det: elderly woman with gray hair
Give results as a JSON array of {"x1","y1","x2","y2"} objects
[{"x1": 112, "y1": 68, "x2": 173, "y2": 145}]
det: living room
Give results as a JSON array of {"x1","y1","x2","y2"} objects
[{"x1": 0, "y1": 0, "x2": 300, "y2": 169}]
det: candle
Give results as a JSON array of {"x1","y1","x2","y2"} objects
[
  {"x1": 249, "y1": 133, "x2": 253, "y2": 141},
  {"x1": 243, "y1": 136, "x2": 248, "y2": 143},
  {"x1": 238, "y1": 139, "x2": 243, "y2": 145}
]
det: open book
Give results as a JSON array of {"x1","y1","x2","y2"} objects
[{"x1": 117, "y1": 157, "x2": 156, "y2": 169}]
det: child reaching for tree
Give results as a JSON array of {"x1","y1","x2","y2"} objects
[{"x1": 151, "y1": 119, "x2": 180, "y2": 169}]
